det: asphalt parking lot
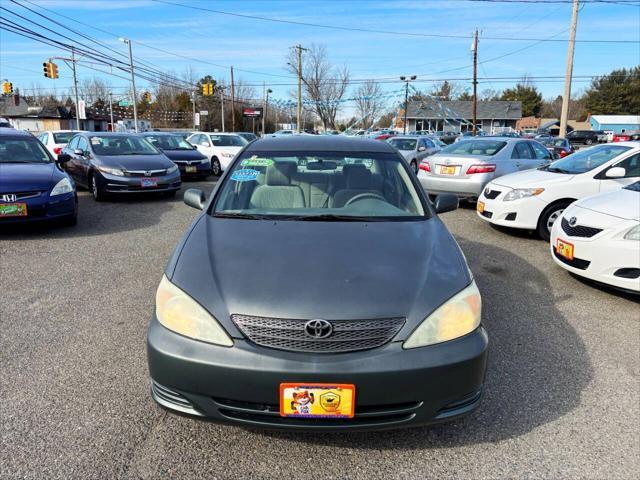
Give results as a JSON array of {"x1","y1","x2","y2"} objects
[{"x1": 1, "y1": 181, "x2": 638, "y2": 480}]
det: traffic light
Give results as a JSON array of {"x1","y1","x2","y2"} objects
[
  {"x1": 43, "y1": 61, "x2": 58, "y2": 79},
  {"x1": 51, "y1": 62, "x2": 58, "y2": 79},
  {"x1": 2, "y1": 81, "x2": 13, "y2": 96},
  {"x1": 143, "y1": 91, "x2": 152, "y2": 102},
  {"x1": 202, "y1": 82, "x2": 215, "y2": 96}
]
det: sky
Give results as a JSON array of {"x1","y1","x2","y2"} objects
[{"x1": 1, "y1": 0, "x2": 639, "y2": 119}]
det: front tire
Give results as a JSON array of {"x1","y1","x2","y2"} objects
[
  {"x1": 90, "y1": 172, "x2": 107, "y2": 202},
  {"x1": 211, "y1": 157, "x2": 222, "y2": 177},
  {"x1": 585, "y1": 138, "x2": 593, "y2": 145},
  {"x1": 537, "y1": 201, "x2": 571, "y2": 241}
]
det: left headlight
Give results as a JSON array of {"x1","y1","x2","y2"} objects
[
  {"x1": 403, "y1": 281, "x2": 481, "y2": 349},
  {"x1": 167, "y1": 164, "x2": 179, "y2": 174},
  {"x1": 503, "y1": 188, "x2": 544, "y2": 202},
  {"x1": 624, "y1": 224, "x2": 640, "y2": 240},
  {"x1": 50, "y1": 177, "x2": 73, "y2": 196},
  {"x1": 155, "y1": 275, "x2": 233, "y2": 347}
]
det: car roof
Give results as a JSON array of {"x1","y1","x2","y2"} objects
[
  {"x1": 389, "y1": 136, "x2": 419, "y2": 140},
  {"x1": 0, "y1": 127, "x2": 33, "y2": 137},
  {"x1": 139, "y1": 131, "x2": 180, "y2": 136},
  {"x1": 195, "y1": 132, "x2": 241, "y2": 136},
  {"x1": 245, "y1": 135, "x2": 395, "y2": 153}
]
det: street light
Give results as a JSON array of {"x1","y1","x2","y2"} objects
[
  {"x1": 120, "y1": 37, "x2": 138, "y2": 132},
  {"x1": 263, "y1": 88, "x2": 273, "y2": 136},
  {"x1": 400, "y1": 75, "x2": 417, "y2": 135}
]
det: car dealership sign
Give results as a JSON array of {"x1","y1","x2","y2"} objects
[{"x1": 242, "y1": 107, "x2": 262, "y2": 118}]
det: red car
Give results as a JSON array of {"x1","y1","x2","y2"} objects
[{"x1": 613, "y1": 130, "x2": 640, "y2": 142}]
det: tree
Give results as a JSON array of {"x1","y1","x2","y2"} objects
[
  {"x1": 540, "y1": 93, "x2": 587, "y2": 120},
  {"x1": 285, "y1": 44, "x2": 349, "y2": 130},
  {"x1": 430, "y1": 81, "x2": 465, "y2": 101},
  {"x1": 354, "y1": 80, "x2": 384, "y2": 129},
  {"x1": 583, "y1": 66, "x2": 640, "y2": 115},
  {"x1": 457, "y1": 91, "x2": 473, "y2": 101},
  {"x1": 500, "y1": 79, "x2": 543, "y2": 117}
]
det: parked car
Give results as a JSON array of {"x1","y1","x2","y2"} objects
[
  {"x1": 477, "y1": 143, "x2": 640, "y2": 240},
  {"x1": 272, "y1": 129, "x2": 295, "y2": 136},
  {"x1": 237, "y1": 132, "x2": 258, "y2": 142},
  {"x1": 613, "y1": 130, "x2": 640, "y2": 142},
  {"x1": 387, "y1": 136, "x2": 441, "y2": 173},
  {"x1": 595, "y1": 130, "x2": 608, "y2": 143},
  {"x1": 0, "y1": 117, "x2": 12, "y2": 128},
  {"x1": 141, "y1": 132, "x2": 210, "y2": 179},
  {"x1": 37, "y1": 130, "x2": 83, "y2": 157},
  {"x1": 62, "y1": 132, "x2": 181, "y2": 201},
  {"x1": 565, "y1": 130, "x2": 600, "y2": 145},
  {"x1": 417, "y1": 137, "x2": 553, "y2": 200},
  {"x1": 550, "y1": 182, "x2": 640, "y2": 293},
  {"x1": 172, "y1": 131, "x2": 195, "y2": 142},
  {"x1": 147, "y1": 135, "x2": 487, "y2": 430},
  {"x1": 186, "y1": 132, "x2": 247, "y2": 176},
  {"x1": 0, "y1": 127, "x2": 77, "y2": 225},
  {"x1": 435, "y1": 131, "x2": 459, "y2": 145},
  {"x1": 539, "y1": 137, "x2": 574, "y2": 158}
]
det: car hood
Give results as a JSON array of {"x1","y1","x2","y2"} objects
[
  {"x1": 170, "y1": 216, "x2": 472, "y2": 339},
  {"x1": 0, "y1": 163, "x2": 61, "y2": 193},
  {"x1": 491, "y1": 168, "x2": 575, "y2": 189},
  {"x1": 573, "y1": 189, "x2": 640, "y2": 221},
  {"x1": 160, "y1": 149, "x2": 206, "y2": 161},
  {"x1": 96, "y1": 154, "x2": 174, "y2": 170}
]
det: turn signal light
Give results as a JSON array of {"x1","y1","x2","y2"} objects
[
  {"x1": 466, "y1": 164, "x2": 496, "y2": 174},
  {"x1": 419, "y1": 161, "x2": 430, "y2": 172}
]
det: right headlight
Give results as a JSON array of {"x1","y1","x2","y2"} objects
[
  {"x1": 503, "y1": 188, "x2": 544, "y2": 202},
  {"x1": 403, "y1": 281, "x2": 481, "y2": 349},
  {"x1": 624, "y1": 224, "x2": 640, "y2": 240},
  {"x1": 155, "y1": 275, "x2": 233, "y2": 346}
]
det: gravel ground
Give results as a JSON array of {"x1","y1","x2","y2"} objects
[{"x1": 1, "y1": 182, "x2": 638, "y2": 480}]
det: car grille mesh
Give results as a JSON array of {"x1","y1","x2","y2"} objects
[
  {"x1": 561, "y1": 217, "x2": 603, "y2": 238},
  {"x1": 483, "y1": 189, "x2": 501, "y2": 199},
  {"x1": 231, "y1": 314, "x2": 405, "y2": 353}
]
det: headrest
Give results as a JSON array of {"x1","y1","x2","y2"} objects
[
  {"x1": 265, "y1": 162, "x2": 296, "y2": 186},
  {"x1": 344, "y1": 164, "x2": 371, "y2": 189}
]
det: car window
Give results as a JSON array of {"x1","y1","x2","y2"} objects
[
  {"x1": 39, "y1": 133, "x2": 49, "y2": 144},
  {"x1": 0, "y1": 137, "x2": 52, "y2": 164},
  {"x1": 209, "y1": 135, "x2": 247, "y2": 147},
  {"x1": 196, "y1": 135, "x2": 209, "y2": 146},
  {"x1": 88, "y1": 135, "x2": 160, "y2": 155},
  {"x1": 424, "y1": 139, "x2": 435, "y2": 149},
  {"x1": 441, "y1": 140, "x2": 506, "y2": 156},
  {"x1": 67, "y1": 136, "x2": 79, "y2": 150},
  {"x1": 613, "y1": 153, "x2": 640, "y2": 178},
  {"x1": 547, "y1": 145, "x2": 632, "y2": 174},
  {"x1": 512, "y1": 142, "x2": 534, "y2": 159},
  {"x1": 388, "y1": 138, "x2": 417, "y2": 150},
  {"x1": 530, "y1": 142, "x2": 551, "y2": 160},
  {"x1": 213, "y1": 151, "x2": 426, "y2": 219},
  {"x1": 77, "y1": 137, "x2": 89, "y2": 155},
  {"x1": 145, "y1": 135, "x2": 194, "y2": 150},
  {"x1": 53, "y1": 132, "x2": 76, "y2": 144}
]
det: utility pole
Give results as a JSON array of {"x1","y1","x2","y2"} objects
[
  {"x1": 70, "y1": 48, "x2": 82, "y2": 130},
  {"x1": 230, "y1": 66, "x2": 235, "y2": 132},
  {"x1": 192, "y1": 88, "x2": 197, "y2": 130},
  {"x1": 400, "y1": 75, "x2": 417, "y2": 134},
  {"x1": 108, "y1": 91, "x2": 114, "y2": 131},
  {"x1": 220, "y1": 87, "x2": 225, "y2": 132},
  {"x1": 292, "y1": 44, "x2": 308, "y2": 133},
  {"x1": 472, "y1": 29, "x2": 479, "y2": 136},
  {"x1": 560, "y1": 0, "x2": 580, "y2": 138},
  {"x1": 262, "y1": 86, "x2": 272, "y2": 136},
  {"x1": 120, "y1": 37, "x2": 138, "y2": 132}
]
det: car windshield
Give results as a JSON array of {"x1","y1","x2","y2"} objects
[
  {"x1": 0, "y1": 137, "x2": 52, "y2": 163},
  {"x1": 144, "y1": 135, "x2": 194, "y2": 150},
  {"x1": 89, "y1": 136, "x2": 160, "y2": 155},
  {"x1": 544, "y1": 145, "x2": 632, "y2": 174},
  {"x1": 388, "y1": 138, "x2": 417, "y2": 150},
  {"x1": 53, "y1": 132, "x2": 76, "y2": 144},
  {"x1": 210, "y1": 135, "x2": 247, "y2": 147},
  {"x1": 441, "y1": 140, "x2": 506, "y2": 156},
  {"x1": 212, "y1": 151, "x2": 426, "y2": 220}
]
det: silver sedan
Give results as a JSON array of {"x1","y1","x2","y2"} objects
[
  {"x1": 417, "y1": 137, "x2": 553, "y2": 199},
  {"x1": 387, "y1": 136, "x2": 441, "y2": 173}
]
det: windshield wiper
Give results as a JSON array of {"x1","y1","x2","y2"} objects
[
  {"x1": 294, "y1": 214, "x2": 374, "y2": 222},
  {"x1": 213, "y1": 212, "x2": 264, "y2": 219}
]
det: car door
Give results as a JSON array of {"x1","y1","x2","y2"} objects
[
  {"x1": 529, "y1": 141, "x2": 554, "y2": 168},
  {"x1": 64, "y1": 136, "x2": 80, "y2": 181},
  {"x1": 423, "y1": 138, "x2": 439, "y2": 157},
  {"x1": 511, "y1": 141, "x2": 537, "y2": 171},
  {"x1": 416, "y1": 139, "x2": 429, "y2": 162},
  {"x1": 598, "y1": 152, "x2": 640, "y2": 193},
  {"x1": 73, "y1": 136, "x2": 92, "y2": 186}
]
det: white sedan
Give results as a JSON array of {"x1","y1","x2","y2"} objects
[
  {"x1": 186, "y1": 132, "x2": 247, "y2": 176},
  {"x1": 476, "y1": 142, "x2": 640, "y2": 240},
  {"x1": 37, "y1": 130, "x2": 83, "y2": 157},
  {"x1": 550, "y1": 182, "x2": 640, "y2": 293}
]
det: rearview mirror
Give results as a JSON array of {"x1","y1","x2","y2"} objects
[
  {"x1": 605, "y1": 167, "x2": 626, "y2": 179},
  {"x1": 184, "y1": 188, "x2": 207, "y2": 210},
  {"x1": 434, "y1": 193, "x2": 458, "y2": 214},
  {"x1": 56, "y1": 153, "x2": 71, "y2": 164}
]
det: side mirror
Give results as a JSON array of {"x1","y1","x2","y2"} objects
[
  {"x1": 73, "y1": 148, "x2": 84, "y2": 156},
  {"x1": 184, "y1": 188, "x2": 207, "y2": 210},
  {"x1": 418, "y1": 146, "x2": 426, "y2": 152},
  {"x1": 57, "y1": 153, "x2": 71, "y2": 164},
  {"x1": 605, "y1": 167, "x2": 626, "y2": 179},
  {"x1": 434, "y1": 193, "x2": 458, "y2": 214}
]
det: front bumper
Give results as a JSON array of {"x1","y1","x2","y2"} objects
[
  {"x1": 417, "y1": 171, "x2": 488, "y2": 198},
  {"x1": 0, "y1": 191, "x2": 76, "y2": 225},
  {"x1": 98, "y1": 171, "x2": 182, "y2": 193},
  {"x1": 174, "y1": 160, "x2": 211, "y2": 177},
  {"x1": 147, "y1": 316, "x2": 488, "y2": 431},
  {"x1": 477, "y1": 189, "x2": 546, "y2": 230}
]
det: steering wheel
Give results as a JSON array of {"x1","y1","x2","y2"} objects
[{"x1": 344, "y1": 192, "x2": 387, "y2": 207}]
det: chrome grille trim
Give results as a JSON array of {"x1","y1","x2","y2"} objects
[
  {"x1": 124, "y1": 169, "x2": 167, "y2": 177},
  {"x1": 232, "y1": 314, "x2": 405, "y2": 353},
  {"x1": 0, "y1": 191, "x2": 42, "y2": 201}
]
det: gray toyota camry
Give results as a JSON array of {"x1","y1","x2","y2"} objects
[{"x1": 147, "y1": 135, "x2": 488, "y2": 431}]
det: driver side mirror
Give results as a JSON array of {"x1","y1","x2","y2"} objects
[
  {"x1": 434, "y1": 193, "x2": 458, "y2": 214},
  {"x1": 605, "y1": 167, "x2": 626, "y2": 179},
  {"x1": 418, "y1": 146, "x2": 426, "y2": 152},
  {"x1": 56, "y1": 153, "x2": 71, "y2": 164},
  {"x1": 184, "y1": 188, "x2": 207, "y2": 210}
]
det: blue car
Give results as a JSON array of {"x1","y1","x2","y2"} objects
[
  {"x1": 0, "y1": 128, "x2": 77, "y2": 226},
  {"x1": 140, "y1": 132, "x2": 210, "y2": 179}
]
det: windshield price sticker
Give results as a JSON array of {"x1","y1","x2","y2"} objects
[
  {"x1": 240, "y1": 158, "x2": 273, "y2": 167},
  {"x1": 230, "y1": 169, "x2": 260, "y2": 182}
]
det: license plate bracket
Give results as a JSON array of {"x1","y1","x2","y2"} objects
[
  {"x1": 556, "y1": 238, "x2": 574, "y2": 260},
  {"x1": 280, "y1": 383, "x2": 355, "y2": 419},
  {"x1": 185, "y1": 166, "x2": 197, "y2": 173},
  {"x1": 0, "y1": 203, "x2": 27, "y2": 217},
  {"x1": 140, "y1": 177, "x2": 158, "y2": 188},
  {"x1": 439, "y1": 165, "x2": 457, "y2": 175}
]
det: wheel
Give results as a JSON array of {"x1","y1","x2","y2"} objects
[
  {"x1": 90, "y1": 172, "x2": 107, "y2": 202},
  {"x1": 211, "y1": 157, "x2": 222, "y2": 177},
  {"x1": 585, "y1": 138, "x2": 593, "y2": 145},
  {"x1": 410, "y1": 160, "x2": 418, "y2": 173},
  {"x1": 537, "y1": 200, "x2": 571, "y2": 241}
]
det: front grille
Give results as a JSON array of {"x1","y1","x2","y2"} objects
[
  {"x1": 561, "y1": 217, "x2": 603, "y2": 238},
  {"x1": 553, "y1": 249, "x2": 590, "y2": 270},
  {"x1": 123, "y1": 169, "x2": 167, "y2": 177},
  {"x1": 232, "y1": 314, "x2": 405, "y2": 353},
  {"x1": 483, "y1": 189, "x2": 501, "y2": 199},
  {"x1": 0, "y1": 191, "x2": 42, "y2": 201}
]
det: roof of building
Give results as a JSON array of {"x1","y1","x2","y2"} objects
[
  {"x1": 590, "y1": 115, "x2": 640, "y2": 125},
  {"x1": 405, "y1": 100, "x2": 522, "y2": 120}
]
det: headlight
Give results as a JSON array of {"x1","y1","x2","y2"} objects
[
  {"x1": 97, "y1": 165, "x2": 124, "y2": 176},
  {"x1": 167, "y1": 164, "x2": 179, "y2": 174},
  {"x1": 50, "y1": 177, "x2": 73, "y2": 196},
  {"x1": 155, "y1": 275, "x2": 233, "y2": 346},
  {"x1": 503, "y1": 188, "x2": 544, "y2": 202},
  {"x1": 403, "y1": 281, "x2": 481, "y2": 349},
  {"x1": 221, "y1": 152, "x2": 235, "y2": 158},
  {"x1": 624, "y1": 224, "x2": 640, "y2": 240}
]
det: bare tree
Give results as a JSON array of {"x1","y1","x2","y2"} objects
[
  {"x1": 286, "y1": 44, "x2": 349, "y2": 130},
  {"x1": 354, "y1": 80, "x2": 383, "y2": 129},
  {"x1": 77, "y1": 77, "x2": 111, "y2": 107}
]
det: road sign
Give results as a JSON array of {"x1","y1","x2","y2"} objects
[
  {"x1": 194, "y1": 113, "x2": 200, "y2": 126},
  {"x1": 199, "y1": 110, "x2": 209, "y2": 116},
  {"x1": 78, "y1": 100, "x2": 86, "y2": 120},
  {"x1": 118, "y1": 101, "x2": 130, "y2": 107},
  {"x1": 242, "y1": 107, "x2": 262, "y2": 118}
]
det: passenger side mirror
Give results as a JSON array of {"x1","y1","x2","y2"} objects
[
  {"x1": 56, "y1": 153, "x2": 71, "y2": 164},
  {"x1": 605, "y1": 167, "x2": 626, "y2": 179},
  {"x1": 73, "y1": 148, "x2": 84, "y2": 156},
  {"x1": 434, "y1": 193, "x2": 458, "y2": 214},
  {"x1": 184, "y1": 188, "x2": 207, "y2": 210}
]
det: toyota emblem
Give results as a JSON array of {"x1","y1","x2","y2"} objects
[
  {"x1": 304, "y1": 319, "x2": 333, "y2": 339},
  {"x1": 1, "y1": 194, "x2": 17, "y2": 203},
  {"x1": 568, "y1": 216, "x2": 577, "y2": 227}
]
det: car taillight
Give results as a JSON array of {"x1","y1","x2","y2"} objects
[
  {"x1": 559, "y1": 150, "x2": 569, "y2": 158},
  {"x1": 466, "y1": 164, "x2": 496, "y2": 174},
  {"x1": 419, "y1": 161, "x2": 430, "y2": 172},
  {"x1": 53, "y1": 147, "x2": 62, "y2": 155}
]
